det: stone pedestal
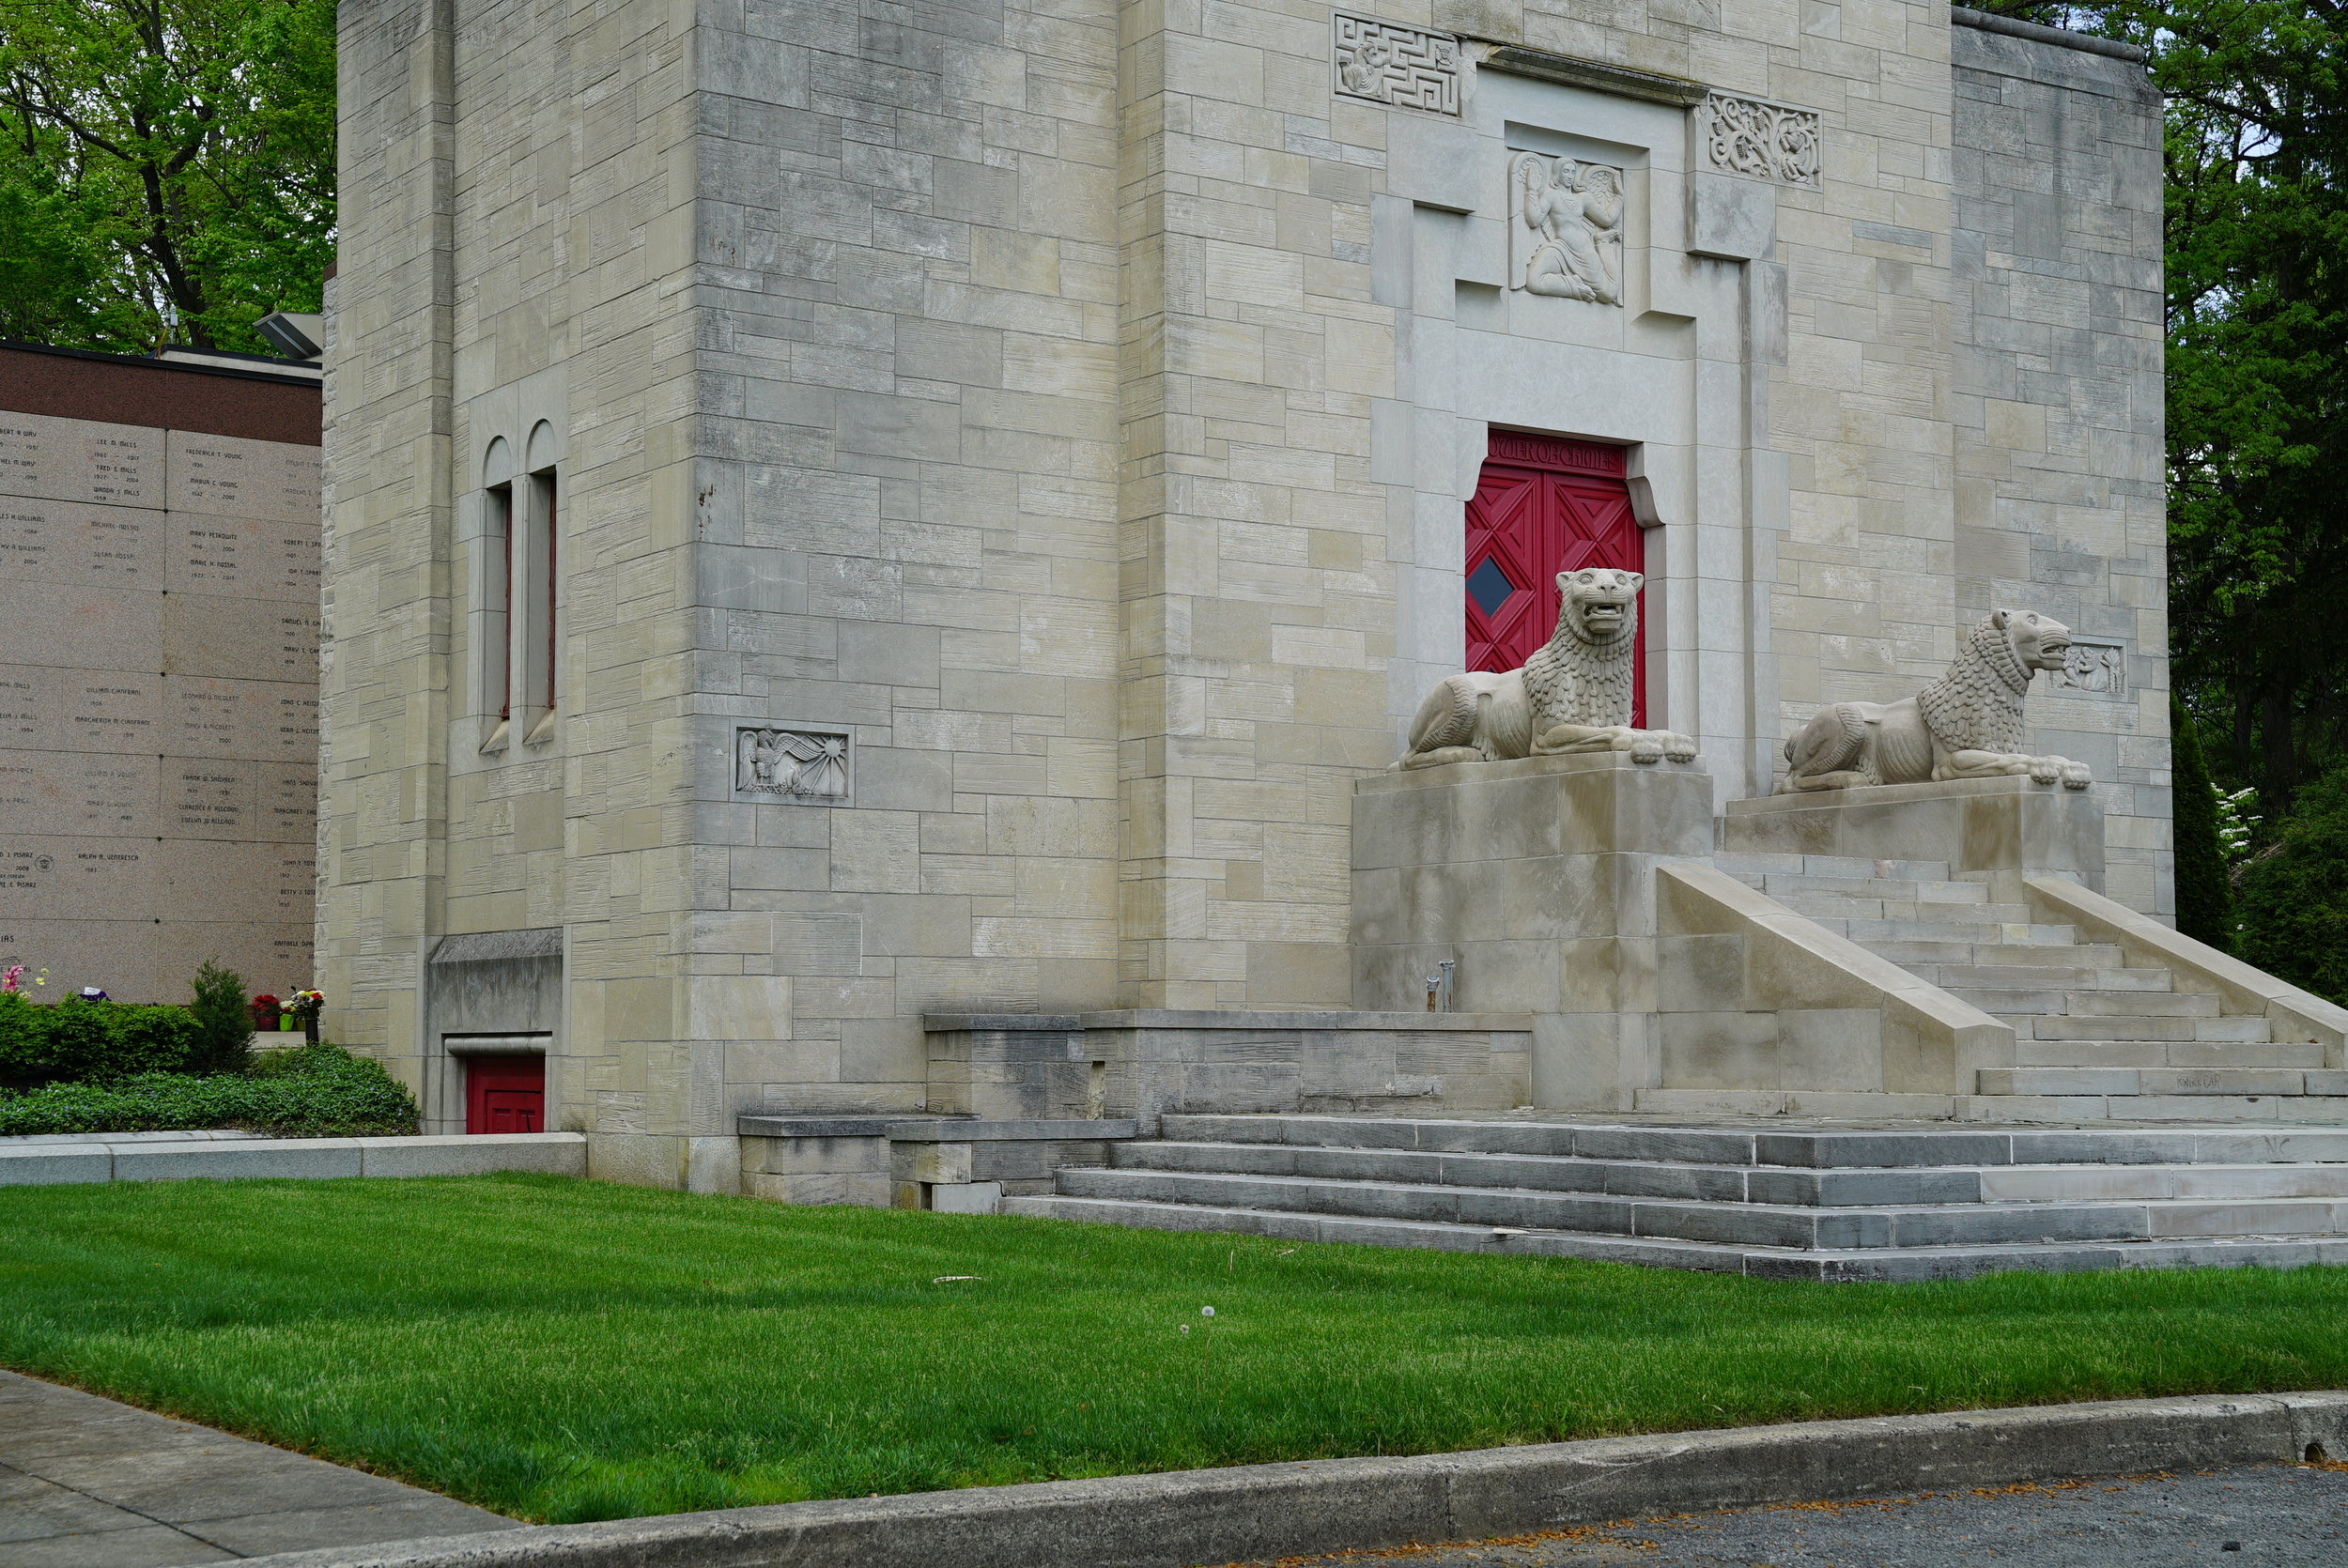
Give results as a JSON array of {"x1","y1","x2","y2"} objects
[
  {"x1": 1350, "y1": 752, "x2": 1714, "y2": 1110},
  {"x1": 1720, "y1": 776, "x2": 2105, "y2": 899}
]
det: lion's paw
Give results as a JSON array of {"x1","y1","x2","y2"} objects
[
  {"x1": 1629, "y1": 736, "x2": 1663, "y2": 764},
  {"x1": 2060, "y1": 761, "x2": 2092, "y2": 791},
  {"x1": 2028, "y1": 756, "x2": 2062, "y2": 785},
  {"x1": 1663, "y1": 732, "x2": 1697, "y2": 763}
]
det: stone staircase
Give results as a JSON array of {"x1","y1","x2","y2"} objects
[
  {"x1": 1699, "y1": 853, "x2": 2348, "y2": 1121},
  {"x1": 1002, "y1": 1113, "x2": 2348, "y2": 1280}
]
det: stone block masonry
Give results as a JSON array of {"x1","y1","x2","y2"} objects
[{"x1": 323, "y1": 0, "x2": 2168, "y2": 1187}]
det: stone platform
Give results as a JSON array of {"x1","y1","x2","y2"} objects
[{"x1": 1004, "y1": 1112, "x2": 2348, "y2": 1281}]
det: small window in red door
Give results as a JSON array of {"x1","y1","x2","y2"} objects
[
  {"x1": 464, "y1": 1054, "x2": 545, "y2": 1134},
  {"x1": 1466, "y1": 432, "x2": 1646, "y2": 727}
]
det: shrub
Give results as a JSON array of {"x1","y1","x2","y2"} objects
[
  {"x1": 0, "y1": 1043, "x2": 420, "y2": 1138},
  {"x1": 0, "y1": 995, "x2": 206, "y2": 1086},
  {"x1": 188, "y1": 960, "x2": 254, "y2": 1076},
  {"x1": 2236, "y1": 766, "x2": 2348, "y2": 1003}
]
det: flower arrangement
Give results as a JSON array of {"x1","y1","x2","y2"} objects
[
  {"x1": 2, "y1": 965, "x2": 47, "y2": 994},
  {"x1": 250, "y1": 992, "x2": 282, "y2": 1030},
  {"x1": 285, "y1": 990, "x2": 326, "y2": 1044}
]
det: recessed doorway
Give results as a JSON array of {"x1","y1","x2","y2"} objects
[
  {"x1": 463, "y1": 1053, "x2": 545, "y2": 1134},
  {"x1": 1466, "y1": 431, "x2": 1645, "y2": 724}
]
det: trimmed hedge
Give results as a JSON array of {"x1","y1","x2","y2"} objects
[
  {"x1": 0, "y1": 1044, "x2": 420, "y2": 1138},
  {"x1": 0, "y1": 994, "x2": 204, "y2": 1085}
]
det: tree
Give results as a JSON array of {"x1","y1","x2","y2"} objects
[
  {"x1": 2236, "y1": 767, "x2": 2348, "y2": 1002},
  {"x1": 188, "y1": 958, "x2": 252, "y2": 1075},
  {"x1": 2170, "y1": 697, "x2": 2233, "y2": 948},
  {"x1": 0, "y1": 0, "x2": 336, "y2": 355}
]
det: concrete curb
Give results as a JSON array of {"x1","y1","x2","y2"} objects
[
  {"x1": 232, "y1": 1391, "x2": 2348, "y2": 1568},
  {"x1": 0, "y1": 1132, "x2": 586, "y2": 1186}
]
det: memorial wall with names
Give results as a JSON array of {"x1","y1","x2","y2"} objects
[{"x1": 0, "y1": 344, "x2": 320, "y2": 1004}]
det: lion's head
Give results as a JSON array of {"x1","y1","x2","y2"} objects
[
  {"x1": 1917, "y1": 607, "x2": 2070, "y2": 755},
  {"x1": 1555, "y1": 567, "x2": 1642, "y2": 650},
  {"x1": 1995, "y1": 607, "x2": 2071, "y2": 675}
]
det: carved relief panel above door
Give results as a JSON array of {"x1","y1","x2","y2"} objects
[{"x1": 1508, "y1": 151, "x2": 1626, "y2": 304}]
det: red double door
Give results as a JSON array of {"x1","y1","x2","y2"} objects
[
  {"x1": 1464, "y1": 431, "x2": 1646, "y2": 727},
  {"x1": 464, "y1": 1054, "x2": 544, "y2": 1134}
]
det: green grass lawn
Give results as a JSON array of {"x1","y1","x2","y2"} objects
[{"x1": 4, "y1": 1174, "x2": 2347, "y2": 1525}]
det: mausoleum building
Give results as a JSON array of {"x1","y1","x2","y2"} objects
[{"x1": 324, "y1": 0, "x2": 2194, "y2": 1197}]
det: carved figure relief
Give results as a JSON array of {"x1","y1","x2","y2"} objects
[
  {"x1": 2050, "y1": 639, "x2": 2126, "y2": 698},
  {"x1": 1394, "y1": 567, "x2": 1695, "y2": 769},
  {"x1": 1332, "y1": 13, "x2": 1460, "y2": 116},
  {"x1": 1509, "y1": 152, "x2": 1624, "y2": 305},
  {"x1": 1701, "y1": 91, "x2": 1823, "y2": 189},
  {"x1": 736, "y1": 726, "x2": 851, "y2": 802},
  {"x1": 1776, "y1": 609, "x2": 2092, "y2": 792}
]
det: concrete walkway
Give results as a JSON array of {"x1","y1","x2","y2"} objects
[{"x1": 0, "y1": 1370, "x2": 519, "y2": 1566}]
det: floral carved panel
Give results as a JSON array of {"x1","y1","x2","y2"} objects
[
  {"x1": 1332, "y1": 13, "x2": 1460, "y2": 116},
  {"x1": 1701, "y1": 91, "x2": 1823, "y2": 189},
  {"x1": 734, "y1": 726, "x2": 853, "y2": 803},
  {"x1": 1508, "y1": 151, "x2": 1625, "y2": 306}
]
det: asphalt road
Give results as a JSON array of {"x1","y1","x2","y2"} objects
[{"x1": 1258, "y1": 1463, "x2": 2348, "y2": 1567}]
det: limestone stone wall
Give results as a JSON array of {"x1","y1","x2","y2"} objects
[
  {"x1": 0, "y1": 399, "x2": 317, "y2": 1004},
  {"x1": 324, "y1": 0, "x2": 2167, "y2": 1183},
  {"x1": 1949, "y1": 19, "x2": 2168, "y2": 913}
]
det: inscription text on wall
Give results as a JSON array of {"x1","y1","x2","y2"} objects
[
  {"x1": 1332, "y1": 13, "x2": 1460, "y2": 116},
  {"x1": 1701, "y1": 91, "x2": 1823, "y2": 189}
]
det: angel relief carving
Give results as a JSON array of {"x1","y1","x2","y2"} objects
[{"x1": 1509, "y1": 152, "x2": 1625, "y2": 306}]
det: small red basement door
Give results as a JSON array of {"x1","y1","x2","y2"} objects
[
  {"x1": 464, "y1": 1054, "x2": 545, "y2": 1134},
  {"x1": 1464, "y1": 431, "x2": 1646, "y2": 727}
]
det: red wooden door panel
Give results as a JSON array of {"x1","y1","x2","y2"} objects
[
  {"x1": 464, "y1": 1053, "x2": 545, "y2": 1135},
  {"x1": 1465, "y1": 432, "x2": 1645, "y2": 726}
]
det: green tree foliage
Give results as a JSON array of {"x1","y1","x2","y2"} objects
[
  {"x1": 1968, "y1": 0, "x2": 2348, "y2": 816},
  {"x1": 187, "y1": 959, "x2": 252, "y2": 1075},
  {"x1": 2236, "y1": 766, "x2": 2348, "y2": 1002},
  {"x1": 2170, "y1": 697, "x2": 2234, "y2": 948},
  {"x1": 0, "y1": 0, "x2": 336, "y2": 353}
]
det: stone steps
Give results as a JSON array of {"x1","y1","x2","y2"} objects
[
  {"x1": 1979, "y1": 1067, "x2": 2348, "y2": 1097},
  {"x1": 1114, "y1": 1138, "x2": 2348, "y2": 1205},
  {"x1": 1008, "y1": 1115, "x2": 2348, "y2": 1281},
  {"x1": 1000, "y1": 1193, "x2": 2348, "y2": 1283},
  {"x1": 1157, "y1": 1114, "x2": 2348, "y2": 1163},
  {"x1": 2011, "y1": 1040, "x2": 2327, "y2": 1069},
  {"x1": 1866, "y1": 940, "x2": 2130, "y2": 966},
  {"x1": 1704, "y1": 853, "x2": 2327, "y2": 1117},
  {"x1": 1632, "y1": 1086, "x2": 2348, "y2": 1124},
  {"x1": 1917, "y1": 963, "x2": 2174, "y2": 992}
]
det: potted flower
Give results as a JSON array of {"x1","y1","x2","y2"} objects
[
  {"x1": 250, "y1": 992, "x2": 282, "y2": 1031},
  {"x1": 285, "y1": 990, "x2": 325, "y2": 1044}
]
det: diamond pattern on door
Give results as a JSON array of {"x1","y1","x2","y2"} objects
[{"x1": 1464, "y1": 432, "x2": 1646, "y2": 727}]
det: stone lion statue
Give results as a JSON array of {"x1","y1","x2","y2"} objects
[
  {"x1": 1394, "y1": 567, "x2": 1696, "y2": 770},
  {"x1": 1777, "y1": 608, "x2": 2091, "y2": 792}
]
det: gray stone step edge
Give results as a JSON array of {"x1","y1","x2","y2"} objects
[
  {"x1": 224, "y1": 1390, "x2": 2348, "y2": 1568},
  {"x1": 0, "y1": 1131, "x2": 586, "y2": 1185}
]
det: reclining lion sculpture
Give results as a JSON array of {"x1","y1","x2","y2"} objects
[
  {"x1": 1394, "y1": 567, "x2": 1696, "y2": 769},
  {"x1": 1778, "y1": 607, "x2": 2091, "y2": 792}
]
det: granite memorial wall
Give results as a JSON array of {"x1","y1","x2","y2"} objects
[{"x1": 0, "y1": 343, "x2": 320, "y2": 1004}]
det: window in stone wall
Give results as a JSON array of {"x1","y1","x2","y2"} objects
[{"x1": 482, "y1": 478, "x2": 513, "y2": 747}]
